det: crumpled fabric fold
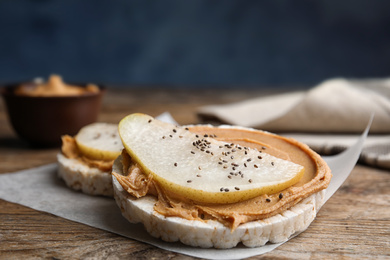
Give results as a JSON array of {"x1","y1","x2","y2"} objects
[{"x1": 198, "y1": 78, "x2": 390, "y2": 169}]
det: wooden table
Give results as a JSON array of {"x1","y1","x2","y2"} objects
[{"x1": 1, "y1": 88, "x2": 389, "y2": 259}]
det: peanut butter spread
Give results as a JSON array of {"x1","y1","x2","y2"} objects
[
  {"x1": 114, "y1": 126, "x2": 332, "y2": 230},
  {"x1": 15, "y1": 75, "x2": 99, "y2": 97},
  {"x1": 61, "y1": 135, "x2": 113, "y2": 172}
]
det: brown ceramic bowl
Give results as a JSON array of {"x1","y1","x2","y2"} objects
[{"x1": 1, "y1": 83, "x2": 105, "y2": 147}]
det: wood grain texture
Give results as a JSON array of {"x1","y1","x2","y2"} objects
[{"x1": 1, "y1": 88, "x2": 389, "y2": 259}]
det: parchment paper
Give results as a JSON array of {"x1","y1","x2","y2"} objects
[{"x1": 0, "y1": 114, "x2": 372, "y2": 259}]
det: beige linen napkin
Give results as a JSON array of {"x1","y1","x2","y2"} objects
[{"x1": 198, "y1": 78, "x2": 390, "y2": 169}]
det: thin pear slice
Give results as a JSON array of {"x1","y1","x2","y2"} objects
[
  {"x1": 75, "y1": 123, "x2": 123, "y2": 161},
  {"x1": 119, "y1": 113, "x2": 304, "y2": 204}
]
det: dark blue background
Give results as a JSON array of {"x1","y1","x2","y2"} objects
[{"x1": 1, "y1": 0, "x2": 390, "y2": 88}]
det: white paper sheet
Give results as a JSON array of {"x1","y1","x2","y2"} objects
[{"x1": 0, "y1": 114, "x2": 372, "y2": 259}]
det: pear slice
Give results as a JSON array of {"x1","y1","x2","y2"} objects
[
  {"x1": 119, "y1": 113, "x2": 304, "y2": 204},
  {"x1": 75, "y1": 123, "x2": 123, "y2": 161}
]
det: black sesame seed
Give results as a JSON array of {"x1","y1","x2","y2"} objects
[
  {"x1": 173, "y1": 129, "x2": 177, "y2": 133},
  {"x1": 224, "y1": 188, "x2": 229, "y2": 192},
  {"x1": 258, "y1": 156, "x2": 262, "y2": 159},
  {"x1": 279, "y1": 193, "x2": 283, "y2": 199},
  {"x1": 266, "y1": 198, "x2": 271, "y2": 202},
  {"x1": 191, "y1": 151, "x2": 195, "y2": 154},
  {"x1": 254, "y1": 164, "x2": 258, "y2": 168},
  {"x1": 148, "y1": 119, "x2": 152, "y2": 123},
  {"x1": 271, "y1": 162, "x2": 275, "y2": 166},
  {"x1": 235, "y1": 187, "x2": 240, "y2": 191},
  {"x1": 187, "y1": 180, "x2": 192, "y2": 183},
  {"x1": 248, "y1": 179, "x2": 252, "y2": 183},
  {"x1": 174, "y1": 163, "x2": 177, "y2": 167}
]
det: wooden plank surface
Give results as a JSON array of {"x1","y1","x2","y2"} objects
[{"x1": 1, "y1": 88, "x2": 389, "y2": 259}]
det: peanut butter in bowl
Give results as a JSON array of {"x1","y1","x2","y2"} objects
[
  {"x1": 1, "y1": 75, "x2": 104, "y2": 146},
  {"x1": 15, "y1": 74, "x2": 100, "y2": 97}
]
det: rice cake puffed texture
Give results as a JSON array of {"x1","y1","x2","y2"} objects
[
  {"x1": 112, "y1": 155, "x2": 326, "y2": 248},
  {"x1": 58, "y1": 153, "x2": 113, "y2": 196}
]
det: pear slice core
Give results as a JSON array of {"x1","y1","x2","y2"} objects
[{"x1": 119, "y1": 113, "x2": 304, "y2": 204}]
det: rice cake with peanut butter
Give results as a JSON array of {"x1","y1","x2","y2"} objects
[
  {"x1": 57, "y1": 122, "x2": 123, "y2": 197},
  {"x1": 112, "y1": 114, "x2": 331, "y2": 248}
]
